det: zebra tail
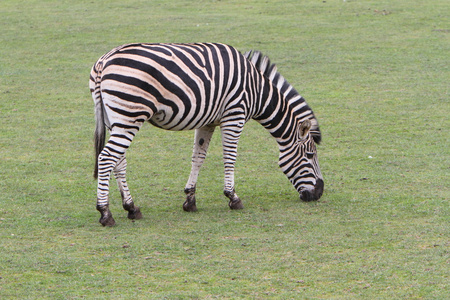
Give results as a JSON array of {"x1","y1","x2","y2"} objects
[
  {"x1": 94, "y1": 101, "x2": 106, "y2": 179},
  {"x1": 92, "y1": 62, "x2": 106, "y2": 179}
]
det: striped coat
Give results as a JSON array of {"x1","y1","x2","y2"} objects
[{"x1": 90, "y1": 43, "x2": 323, "y2": 226}]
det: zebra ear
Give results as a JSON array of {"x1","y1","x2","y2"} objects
[{"x1": 299, "y1": 119, "x2": 312, "y2": 140}]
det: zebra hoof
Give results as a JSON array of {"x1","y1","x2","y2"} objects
[
  {"x1": 229, "y1": 199, "x2": 244, "y2": 210},
  {"x1": 183, "y1": 201, "x2": 198, "y2": 212},
  {"x1": 128, "y1": 206, "x2": 142, "y2": 220},
  {"x1": 99, "y1": 214, "x2": 116, "y2": 227}
]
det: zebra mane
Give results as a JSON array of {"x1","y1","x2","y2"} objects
[
  {"x1": 243, "y1": 50, "x2": 292, "y2": 96},
  {"x1": 243, "y1": 50, "x2": 321, "y2": 144}
]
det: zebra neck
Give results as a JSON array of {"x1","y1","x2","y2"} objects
[
  {"x1": 253, "y1": 80, "x2": 317, "y2": 146},
  {"x1": 253, "y1": 81, "x2": 294, "y2": 141},
  {"x1": 248, "y1": 56, "x2": 321, "y2": 144}
]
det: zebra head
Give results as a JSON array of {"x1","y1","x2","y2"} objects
[{"x1": 278, "y1": 119, "x2": 324, "y2": 201}]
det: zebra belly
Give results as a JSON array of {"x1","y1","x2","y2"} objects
[{"x1": 148, "y1": 104, "x2": 221, "y2": 131}]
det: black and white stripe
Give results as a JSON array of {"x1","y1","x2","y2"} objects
[
  {"x1": 89, "y1": 43, "x2": 323, "y2": 226},
  {"x1": 244, "y1": 50, "x2": 323, "y2": 201}
]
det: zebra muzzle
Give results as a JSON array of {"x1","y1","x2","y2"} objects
[{"x1": 300, "y1": 178, "x2": 324, "y2": 202}]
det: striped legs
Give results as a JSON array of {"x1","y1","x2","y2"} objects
[
  {"x1": 183, "y1": 118, "x2": 245, "y2": 211},
  {"x1": 114, "y1": 156, "x2": 142, "y2": 220},
  {"x1": 96, "y1": 129, "x2": 139, "y2": 226},
  {"x1": 183, "y1": 126, "x2": 216, "y2": 212},
  {"x1": 221, "y1": 116, "x2": 245, "y2": 210}
]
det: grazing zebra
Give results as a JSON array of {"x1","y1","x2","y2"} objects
[{"x1": 89, "y1": 43, "x2": 323, "y2": 226}]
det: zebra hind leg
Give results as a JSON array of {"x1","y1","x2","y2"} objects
[
  {"x1": 97, "y1": 204, "x2": 116, "y2": 227},
  {"x1": 96, "y1": 129, "x2": 138, "y2": 226},
  {"x1": 96, "y1": 146, "x2": 119, "y2": 227},
  {"x1": 114, "y1": 156, "x2": 142, "y2": 221}
]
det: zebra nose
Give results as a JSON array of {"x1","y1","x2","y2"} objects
[
  {"x1": 314, "y1": 178, "x2": 324, "y2": 200},
  {"x1": 300, "y1": 178, "x2": 324, "y2": 202},
  {"x1": 300, "y1": 189, "x2": 315, "y2": 202}
]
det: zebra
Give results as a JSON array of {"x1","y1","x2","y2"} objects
[{"x1": 89, "y1": 43, "x2": 323, "y2": 226}]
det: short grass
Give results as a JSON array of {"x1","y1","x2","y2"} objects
[{"x1": 1, "y1": 0, "x2": 448, "y2": 298}]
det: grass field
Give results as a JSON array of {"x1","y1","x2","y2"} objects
[{"x1": 1, "y1": 0, "x2": 449, "y2": 298}]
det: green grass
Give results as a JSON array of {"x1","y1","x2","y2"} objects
[{"x1": 1, "y1": 0, "x2": 449, "y2": 298}]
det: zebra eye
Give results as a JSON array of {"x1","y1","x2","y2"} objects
[{"x1": 306, "y1": 152, "x2": 315, "y2": 159}]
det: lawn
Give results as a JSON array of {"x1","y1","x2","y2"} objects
[{"x1": 0, "y1": 0, "x2": 448, "y2": 298}]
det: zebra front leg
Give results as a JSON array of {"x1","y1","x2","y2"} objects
[
  {"x1": 114, "y1": 156, "x2": 142, "y2": 220},
  {"x1": 220, "y1": 117, "x2": 245, "y2": 210},
  {"x1": 183, "y1": 186, "x2": 197, "y2": 212},
  {"x1": 225, "y1": 189, "x2": 244, "y2": 210},
  {"x1": 183, "y1": 126, "x2": 216, "y2": 212}
]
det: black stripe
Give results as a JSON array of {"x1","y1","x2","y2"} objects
[
  {"x1": 110, "y1": 123, "x2": 140, "y2": 132},
  {"x1": 105, "y1": 102, "x2": 151, "y2": 119},
  {"x1": 117, "y1": 50, "x2": 203, "y2": 103},
  {"x1": 106, "y1": 56, "x2": 194, "y2": 126},
  {"x1": 102, "y1": 88, "x2": 157, "y2": 113}
]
